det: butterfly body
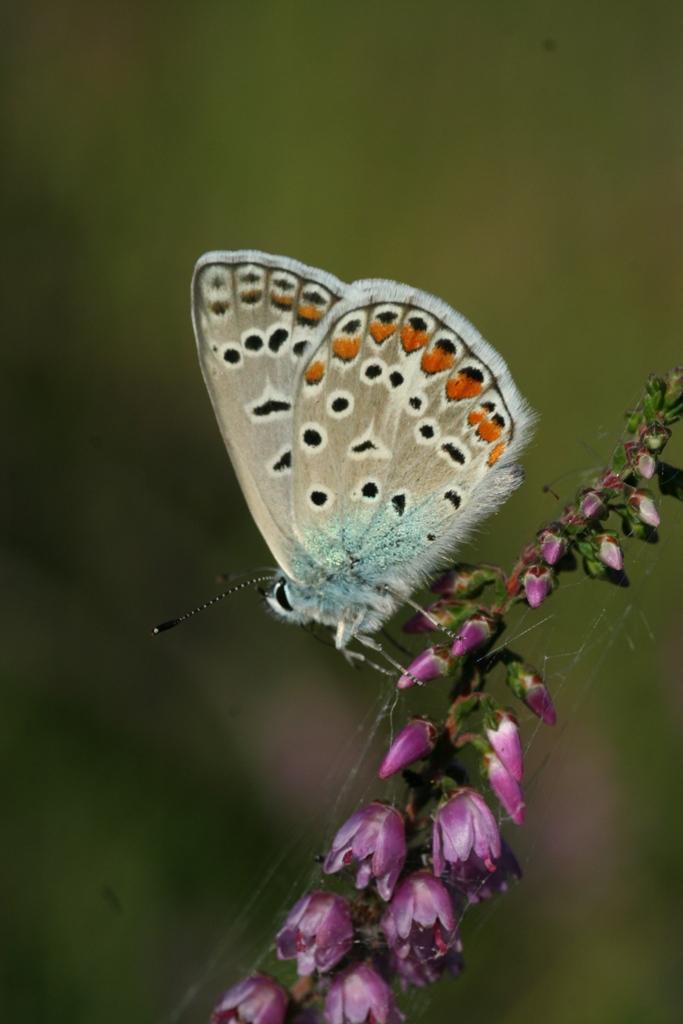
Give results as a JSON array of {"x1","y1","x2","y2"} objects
[{"x1": 192, "y1": 251, "x2": 534, "y2": 648}]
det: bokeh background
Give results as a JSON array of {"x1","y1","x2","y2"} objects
[{"x1": 2, "y1": 2, "x2": 683, "y2": 1022}]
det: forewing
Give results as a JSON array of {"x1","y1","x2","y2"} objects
[
  {"x1": 291, "y1": 282, "x2": 534, "y2": 587},
  {"x1": 192, "y1": 250, "x2": 348, "y2": 575}
]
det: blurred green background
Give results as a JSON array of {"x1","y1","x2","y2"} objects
[{"x1": 2, "y1": 1, "x2": 683, "y2": 1022}]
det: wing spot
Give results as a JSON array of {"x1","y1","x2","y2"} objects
[
  {"x1": 293, "y1": 340, "x2": 310, "y2": 357},
  {"x1": 211, "y1": 300, "x2": 229, "y2": 315},
  {"x1": 409, "y1": 396, "x2": 423, "y2": 410},
  {"x1": 446, "y1": 368, "x2": 485, "y2": 401},
  {"x1": 244, "y1": 334, "x2": 263, "y2": 351},
  {"x1": 333, "y1": 335, "x2": 361, "y2": 361},
  {"x1": 273, "y1": 277, "x2": 295, "y2": 291},
  {"x1": 305, "y1": 360, "x2": 326, "y2": 385},
  {"x1": 441, "y1": 443, "x2": 465, "y2": 464},
  {"x1": 240, "y1": 271, "x2": 260, "y2": 284},
  {"x1": 303, "y1": 428, "x2": 323, "y2": 448},
  {"x1": 253, "y1": 399, "x2": 291, "y2": 417},
  {"x1": 240, "y1": 290, "x2": 262, "y2": 305},
  {"x1": 445, "y1": 490, "x2": 462, "y2": 509},
  {"x1": 427, "y1": 533, "x2": 436, "y2": 541},
  {"x1": 342, "y1": 318, "x2": 361, "y2": 334},
  {"x1": 488, "y1": 441, "x2": 507, "y2": 466},
  {"x1": 365, "y1": 364, "x2": 383, "y2": 380},
  {"x1": 303, "y1": 289, "x2": 326, "y2": 304},
  {"x1": 352, "y1": 440, "x2": 377, "y2": 453},
  {"x1": 389, "y1": 371, "x2": 404, "y2": 388},
  {"x1": 362, "y1": 482, "x2": 379, "y2": 499},
  {"x1": 420, "y1": 424, "x2": 435, "y2": 439},
  {"x1": 422, "y1": 338, "x2": 457, "y2": 374},
  {"x1": 392, "y1": 494, "x2": 406, "y2": 516},
  {"x1": 272, "y1": 450, "x2": 292, "y2": 472},
  {"x1": 268, "y1": 328, "x2": 289, "y2": 353},
  {"x1": 223, "y1": 348, "x2": 241, "y2": 364},
  {"x1": 310, "y1": 489, "x2": 330, "y2": 508}
]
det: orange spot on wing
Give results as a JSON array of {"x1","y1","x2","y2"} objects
[
  {"x1": 370, "y1": 321, "x2": 397, "y2": 344},
  {"x1": 298, "y1": 304, "x2": 324, "y2": 322},
  {"x1": 488, "y1": 441, "x2": 506, "y2": 465},
  {"x1": 447, "y1": 374, "x2": 483, "y2": 400},
  {"x1": 305, "y1": 360, "x2": 326, "y2": 384},
  {"x1": 272, "y1": 293, "x2": 293, "y2": 307},
  {"x1": 332, "y1": 336, "x2": 361, "y2": 361},
  {"x1": 468, "y1": 408, "x2": 504, "y2": 443},
  {"x1": 400, "y1": 324, "x2": 429, "y2": 352},
  {"x1": 478, "y1": 418, "x2": 503, "y2": 442},
  {"x1": 421, "y1": 347, "x2": 456, "y2": 374}
]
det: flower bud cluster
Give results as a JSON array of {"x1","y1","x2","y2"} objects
[{"x1": 211, "y1": 369, "x2": 683, "y2": 1024}]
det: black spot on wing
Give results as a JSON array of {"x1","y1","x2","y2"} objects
[{"x1": 392, "y1": 494, "x2": 406, "y2": 516}]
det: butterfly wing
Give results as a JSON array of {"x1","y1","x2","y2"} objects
[
  {"x1": 291, "y1": 281, "x2": 535, "y2": 591},
  {"x1": 192, "y1": 251, "x2": 350, "y2": 576}
]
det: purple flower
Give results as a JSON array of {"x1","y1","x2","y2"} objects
[
  {"x1": 595, "y1": 532, "x2": 624, "y2": 571},
  {"x1": 625, "y1": 442, "x2": 656, "y2": 479},
  {"x1": 378, "y1": 719, "x2": 437, "y2": 780},
  {"x1": 324, "y1": 964, "x2": 403, "y2": 1024},
  {"x1": 211, "y1": 976, "x2": 287, "y2": 1024},
  {"x1": 628, "y1": 489, "x2": 660, "y2": 527},
  {"x1": 538, "y1": 525, "x2": 567, "y2": 566},
  {"x1": 397, "y1": 645, "x2": 451, "y2": 689},
  {"x1": 323, "y1": 802, "x2": 407, "y2": 901},
  {"x1": 484, "y1": 752, "x2": 525, "y2": 825},
  {"x1": 580, "y1": 489, "x2": 607, "y2": 519},
  {"x1": 451, "y1": 612, "x2": 494, "y2": 656},
  {"x1": 523, "y1": 565, "x2": 553, "y2": 608},
  {"x1": 432, "y1": 788, "x2": 501, "y2": 876},
  {"x1": 485, "y1": 710, "x2": 523, "y2": 782},
  {"x1": 446, "y1": 838, "x2": 522, "y2": 906},
  {"x1": 505, "y1": 661, "x2": 556, "y2": 724},
  {"x1": 276, "y1": 891, "x2": 353, "y2": 975},
  {"x1": 381, "y1": 871, "x2": 461, "y2": 988}
]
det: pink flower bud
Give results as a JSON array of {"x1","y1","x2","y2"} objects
[
  {"x1": 378, "y1": 718, "x2": 437, "y2": 779},
  {"x1": 432, "y1": 788, "x2": 501, "y2": 875},
  {"x1": 324, "y1": 964, "x2": 403, "y2": 1024},
  {"x1": 484, "y1": 752, "x2": 525, "y2": 824},
  {"x1": 595, "y1": 533, "x2": 624, "y2": 571},
  {"x1": 485, "y1": 710, "x2": 524, "y2": 781},
  {"x1": 276, "y1": 892, "x2": 353, "y2": 975},
  {"x1": 524, "y1": 678, "x2": 557, "y2": 725},
  {"x1": 523, "y1": 564, "x2": 553, "y2": 608},
  {"x1": 625, "y1": 442, "x2": 656, "y2": 479},
  {"x1": 397, "y1": 645, "x2": 451, "y2": 690},
  {"x1": 580, "y1": 489, "x2": 606, "y2": 519},
  {"x1": 323, "y1": 802, "x2": 407, "y2": 900},
  {"x1": 211, "y1": 976, "x2": 288, "y2": 1024},
  {"x1": 628, "y1": 489, "x2": 660, "y2": 527},
  {"x1": 538, "y1": 525, "x2": 567, "y2": 565},
  {"x1": 506, "y1": 662, "x2": 556, "y2": 725},
  {"x1": 451, "y1": 612, "x2": 494, "y2": 656}
]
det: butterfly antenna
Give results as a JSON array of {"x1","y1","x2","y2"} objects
[
  {"x1": 399, "y1": 594, "x2": 460, "y2": 641},
  {"x1": 151, "y1": 573, "x2": 277, "y2": 635},
  {"x1": 214, "y1": 567, "x2": 279, "y2": 585}
]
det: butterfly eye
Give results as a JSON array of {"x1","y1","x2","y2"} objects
[{"x1": 274, "y1": 578, "x2": 293, "y2": 613}]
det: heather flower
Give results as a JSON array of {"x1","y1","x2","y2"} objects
[
  {"x1": 397, "y1": 645, "x2": 451, "y2": 690},
  {"x1": 211, "y1": 976, "x2": 287, "y2": 1024},
  {"x1": 538, "y1": 524, "x2": 567, "y2": 565},
  {"x1": 381, "y1": 871, "x2": 461, "y2": 987},
  {"x1": 324, "y1": 964, "x2": 403, "y2": 1024},
  {"x1": 595, "y1": 532, "x2": 624, "y2": 571},
  {"x1": 580, "y1": 489, "x2": 607, "y2": 519},
  {"x1": 485, "y1": 710, "x2": 523, "y2": 781},
  {"x1": 276, "y1": 892, "x2": 353, "y2": 975},
  {"x1": 378, "y1": 719, "x2": 437, "y2": 780},
  {"x1": 523, "y1": 564, "x2": 553, "y2": 608},
  {"x1": 432, "y1": 788, "x2": 501, "y2": 876},
  {"x1": 451, "y1": 612, "x2": 494, "y2": 656},
  {"x1": 628, "y1": 489, "x2": 660, "y2": 527},
  {"x1": 626, "y1": 442, "x2": 656, "y2": 479},
  {"x1": 484, "y1": 751, "x2": 525, "y2": 824},
  {"x1": 323, "y1": 802, "x2": 407, "y2": 901},
  {"x1": 446, "y1": 838, "x2": 522, "y2": 906},
  {"x1": 506, "y1": 661, "x2": 557, "y2": 725}
]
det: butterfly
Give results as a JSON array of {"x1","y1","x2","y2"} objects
[{"x1": 192, "y1": 251, "x2": 534, "y2": 650}]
